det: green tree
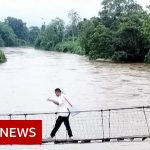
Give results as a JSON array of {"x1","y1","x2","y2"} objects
[
  {"x1": 79, "y1": 17, "x2": 107, "y2": 56},
  {"x1": 68, "y1": 10, "x2": 81, "y2": 42},
  {"x1": 35, "y1": 18, "x2": 65, "y2": 50},
  {"x1": 79, "y1": 18, "x2": 96, "y2": 55},
  {"x1": 28, "y1": 26, "x2": 40, "y2": 45},
  {"x1": 99, "y1": 0, "x2": 142, "y2": 28},
  {"x1": 0, "y1": 22, "x2": 18, "y2": 46},
  {"x1": 5, "y1": 17, "x2": 29, "y2": 41},
  {"x1": 88, "y1": 26, "x2": 114, "y2": 59},
  {"x1": 0, "y1": 35, "x2": 4, "y2": 47},
  {"x1": 113, "y1": 26, "x2": 150, "y2": 62},
  {"x1": 112, "y1": 10, "x2": 150, "y2": 62},
  {"x1": 51, "y1": 18, "x2": 65, "y2": 42}
]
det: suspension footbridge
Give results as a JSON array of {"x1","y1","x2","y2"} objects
[{"x1": 0, "y1": 106, "x2": 150, "y2": 144}]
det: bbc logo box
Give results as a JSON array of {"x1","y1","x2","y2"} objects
[{"x1": 0, "y1": 120, "x2": 42, "y2": 144}]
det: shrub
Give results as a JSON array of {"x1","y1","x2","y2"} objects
[
  {"x1": 0, "y1": 50, "x2": 7, "y2": 63},
  {"x1": 112, "y1": 51, "x2": 128, "y2": 62},
  {"x1": 144, "y1": 50, "x2": 150, "y2": 63},
  {"x1": 0, "y1": 35, "x2": 4, "y2": 47},
  {"x1": 55, "y1": 40, "x2": 84, "y2": 55},
  {"x1": 89, "y1": 50, "x2": 99, "y2": 60}
]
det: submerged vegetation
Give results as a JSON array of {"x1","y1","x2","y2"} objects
[
  {"x1": 0, "y1": 50, "x2": 7, "y2": 63},
  {"x1": 55, "y1": 40, "x2": 83, "y2": 55}
]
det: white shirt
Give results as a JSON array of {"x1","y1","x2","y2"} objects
[{"x1": 57, "y1": 94, "x2": 72, "y2": 117}]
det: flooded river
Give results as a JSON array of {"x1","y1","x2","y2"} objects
[
  {"x1": 0, "y1": 47, "x2": 150, "y2": 150},
  {"x1": 0, "y1": 47, "x2": 150, "y2": 114}
]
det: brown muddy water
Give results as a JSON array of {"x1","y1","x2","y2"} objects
[{"x1": 0, "y1": 47, "x2": 150, "y2": 114}]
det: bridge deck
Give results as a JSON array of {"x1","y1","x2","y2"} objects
[
  {"x1": 0, "y1": 105, "x2": 150, "y2": 145},
  {"x1": 42, "y1": 135, "x2": 150, "y2": 144}
]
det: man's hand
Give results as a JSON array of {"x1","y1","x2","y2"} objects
[{"x1": 47, "y1": 98, "x2": 52, "y2": 102}]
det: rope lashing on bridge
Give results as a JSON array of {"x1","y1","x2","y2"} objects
[{"x1": 0, "y1": 106, "x2": 150, "y2": 144}]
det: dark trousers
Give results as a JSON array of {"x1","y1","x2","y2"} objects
[{"x1": 50, "y1": 115, "x2": 73, "y2": 138}]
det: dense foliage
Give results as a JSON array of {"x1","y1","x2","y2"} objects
[
  {"x1": 35, "y1": 0, "x2": 150, "y2": 63},
  {"x1": 79, "y1": 0, "x2": 150, "y2": 62},
  {"x1": 0, "y1": 17, "x2": 40, "y2": 47},
  {"x1": 0, "y1": 22, "x2": 18, "y2": 46},
  {"x1": 1, "y1": 0, "x2": 150, "y2": 63},
  {"x1": 35, "y1": 11, "x2": 82, "y2": 54}
]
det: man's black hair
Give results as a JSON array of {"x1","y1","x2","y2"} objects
[{"x1": 55, "y1": 88, "x2": 61, "y2": 93}]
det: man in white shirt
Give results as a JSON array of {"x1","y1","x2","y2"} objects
[{"x1": 46, "y1": 88, "x2": 73, "y2": 141}]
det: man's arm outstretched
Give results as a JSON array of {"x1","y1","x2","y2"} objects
[{"x1": 47, "y1": 98, "x2": 59, "y2": 105}]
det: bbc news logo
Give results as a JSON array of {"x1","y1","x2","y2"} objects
[{"x1": 0, "y1": 120, "x2": 42, "y2": 144}]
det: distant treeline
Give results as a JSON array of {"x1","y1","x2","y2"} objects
[
  {"x1": 1, "y1": 0, "x2": 150, "y2": 63},
  {"x1": 0, "y1": 17, "x2": 40, "y2": 47},
  {"x1": 35, "y1": 0, "x2": 150, "y2": 63}
]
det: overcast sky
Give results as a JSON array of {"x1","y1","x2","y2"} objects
[{"x1": 0, "y1": 0, "x2": 149, "y2": 27}]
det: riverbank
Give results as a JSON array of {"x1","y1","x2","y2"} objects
[
  {"x1": 35, "y1": 39, "x2": 150, "y2": 64},
  {"x1": 0, "y1": 49, "x2": 7, "y2": 63}
]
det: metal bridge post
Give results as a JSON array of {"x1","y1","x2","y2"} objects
[
  {"x1": 109, "y1": 109, "x2": 111, "y2": 138},
  {"x1": 143, "y1": 106, "x2": 150, "y2": 137},
  {"x1": 24, "y1": 114, "x2": 27, "y2": 120},
  {"x1": 9, "y1": 114, "x2": 12, "y2": 120},
  {"x1": 101, "y1": 110, "x2": 104, "y2": 140}
]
